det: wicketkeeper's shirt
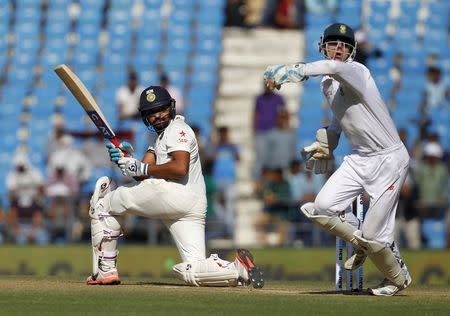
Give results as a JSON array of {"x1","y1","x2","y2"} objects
[{"x1": 304, "y1": 60, "x2": 401, "y2": 155}]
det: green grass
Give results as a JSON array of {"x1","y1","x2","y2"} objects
[{"x1": 0, "y1": 276, "x2": 448, "y2": 316}]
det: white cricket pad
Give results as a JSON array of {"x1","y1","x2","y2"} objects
[
  {"x1": 91, "y1": 216, "x2": 122, "y2": 275},
  {"x1": 353, "y1": 232, "x2": 406, "y2": 287},
  {"x1": 173, "y1": 254, "x2": 239, "y2": 287},
  {"x1": 300, "y1": 202, "x2": 358, "y2": 245}
]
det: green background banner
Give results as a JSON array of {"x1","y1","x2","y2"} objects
[{"x1": 1, "y1": 246, "x2": 449, "y2": 285}]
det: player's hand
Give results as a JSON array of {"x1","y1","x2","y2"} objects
[
  {"x1": 117, "y1": 157, "x2": 149, "y2": 178},
  {"x1": 301, "y1": 128, "x2": 338, "y2": 174},
  {"x1": 106, "y1": 141, "x2": 133, "y2": 163},
  {"x1": 263, "y1": 63, "x2": 308, "y2": 90},
  {"x1": 301, "y1": 152, "x2": 334, "y2": 174}
]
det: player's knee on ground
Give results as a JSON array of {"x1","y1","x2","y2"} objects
[{"x1": 173, "y1": 254, "x2": 239, "y2": 287}]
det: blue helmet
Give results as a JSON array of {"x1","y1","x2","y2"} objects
[{"x1": 139, "y1": 86, "x2": 176, "y2": 133}]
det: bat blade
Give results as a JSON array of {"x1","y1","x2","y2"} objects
[{"x1": 54, "y1": 64, "x2": 120, "y2": 147}]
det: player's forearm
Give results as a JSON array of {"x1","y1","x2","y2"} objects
[
  {"x1": 146, "y1": 161, "x2": 189, "y2": 180},
  {"x1": 304, "y1": 60, "x2": 347, "y2": 77}
]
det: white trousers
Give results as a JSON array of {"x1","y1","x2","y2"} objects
[
  {"x1": 103, "y1": 178, "x2": 207, "y2": 262},
  {"x1": 315, "y1": 144, "x2": 409, "y2": 244}
]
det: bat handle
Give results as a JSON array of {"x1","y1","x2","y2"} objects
[
  {"x1": 110, "y1": 137, "x2": 130, "y2": 157},
  {"x1": 110, "y1": 137, "x2": 121, "y2": 147}
]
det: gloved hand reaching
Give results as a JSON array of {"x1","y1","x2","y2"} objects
[{"x1": 263, "y1": 63, "x2": 308, "y2": 90}]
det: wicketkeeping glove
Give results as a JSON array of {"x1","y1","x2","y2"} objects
[
  {"x1": 106, "y1": 141, "x2": 133, "y2": 164},
  {"x1": 301, "y1": 128, "x2": 339, "y2": 174},
  {"x1": 117, "y1": 157, "x2": 149, "y2": 178},
  {"x1": 263, "y1": 63, "x2": 308, "y2": 90}
]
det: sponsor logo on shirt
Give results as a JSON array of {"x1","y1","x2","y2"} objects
[{"x1": 178, "y1": 130, "x2": 188, "y2": 143}]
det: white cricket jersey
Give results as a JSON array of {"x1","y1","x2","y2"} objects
[
  {"x1": 150, "y1": 115, "x2": 206, "y2": 195},
  {"x1": 304, "y1": 60, "x2": 401, "y2": 154}
]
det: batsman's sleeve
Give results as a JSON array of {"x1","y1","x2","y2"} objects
[
  {"x1": 166, "y1": 123, "x2": 193, "y2": 153},
  {"x1": 305, "y1": 60, "x2": 368, "y2": 97}
]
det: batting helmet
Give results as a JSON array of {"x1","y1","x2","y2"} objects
[
  {"x1": 319, "y1": 23, "x2": 357, "y2": 61},
  {"x1": 139, "y1": 86, "x2": 176, "y2": 133}
]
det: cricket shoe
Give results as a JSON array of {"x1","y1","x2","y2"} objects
[
  {"x1": 90, "y1": 176, "x2": 112, "y2": 218},
  {"x1": 235, "y1": 249, "x2": 264, "y2": 289},
  {"x1": 369, "y1": 273, "x2": 412, "y2": 296},
  {"x1": 87, "y1": 269, "x2": 121, "y2": 285},
  {"x1": 344, "y1": 249, "x2": 367, "y2": 270}
]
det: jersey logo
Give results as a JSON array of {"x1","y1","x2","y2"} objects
[
  {"x1": 179, "y1": 130, "x2": 186, "y2": 137},
  {"x1": 387, "y1": 184, "x2": 395, "y2": 191}
]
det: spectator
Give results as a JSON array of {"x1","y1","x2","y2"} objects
[
  {"x1": 395, "y1": 169, "x2": 421, "y2": 249},
  {"x1": 46, "y1": 123, "x2": 66, "y2": 160},
  {"x1": 353, "y1": 27, "x2": 383, "y2": 66},
  {"x1": 265, "y1": 108, "x2": 297, "y2": 170},
  {"x1": 415, "y1": 141, "x2": 449, "y2": 248},
  {"x1": 203, "y1": 159, "x2": 220, "y2": 240},
  {"x1": 286, "y1": 159, "x2": 324, "y2": 205},
  {"x1": 273, "y1": 0, "x2": 304, "y2": 29},
  {"x1": 253, "y1": 82, "x2": 286, "y2": 178},
  {"x1": 116, "y1": 71, "x2": 144, "y2": 121},
  {"x1": 6, "y1": 154, "x2": 48, "y2": 245},
  {"x1": 255, "y1": 167, "x2": 292, "y2": 246},
  {"x1": 192, "y1": 125, "x2": 207, "y2": 167},
  {"x1": 224, "y1": 0, "x2": 249, "y2": 27},
  {"x1": 0, "y1": 199, "x2": 5, "y2": 243},
  {"x1": 209, "y1": 126, "x2": 240, "y2": 239},
  {"x1": 414, "y1": 141, "x2": 449, "y2": 219},
  {"x1": 261, "y1": 0, "x2": 305, "y2": 29},
  {"x1": 305, "y1": 0, "x2": 337, "y2": 14},
  {"x1": 159, "y1": 73, "x2": 184, "y2": 115},
  {"x1": 47, "y1": 135, "x2": 92, "y2": 190},
  {"x1": 45, "y1": 165, "x2": 80, "y2": 243},
  {"x1": 81, "y1": 133, "x2": 113, "y2": 171},
  {"x1": 422, "y1": 66, "x2": 449, "y2": 113}
]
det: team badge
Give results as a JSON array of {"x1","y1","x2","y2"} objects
[
  {"x1": 146, "y1": 90, "x2": 156, "y2": 102},
  {"x1": 339, "y1": 25, "x2": 346, "y2": 34}
]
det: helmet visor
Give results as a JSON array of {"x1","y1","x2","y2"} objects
[{"x1": 319, "y1": 40, "x2": 357, "y2": 61}]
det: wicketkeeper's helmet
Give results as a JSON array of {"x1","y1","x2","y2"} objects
[
  {"x1": 139, "y1": 86, "x2": 176, "y2": 133},
  {"x1": 319, "y1": 23, "x2": 357, "y2": 61}
]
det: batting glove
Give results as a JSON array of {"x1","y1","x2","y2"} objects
[
  {"x1": 263, "y1": 63, "x2": 308, "y2": 90},
  {"x1": 106, "y1": 141, "x2": 133, "y2": 163},
  {"x1": 117, "y1": 157, "x2": 149, "y2": 178}
]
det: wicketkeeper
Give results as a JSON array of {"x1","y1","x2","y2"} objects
[
  {"x1": 263, "y1": 23, "x2": 411, "y2": 296},
  {"x1": 86, "y1": 86, "x2": 264, "y2": 288}
]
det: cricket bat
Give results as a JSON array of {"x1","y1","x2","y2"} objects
[{"x1": 54, "y1": 64, "x2": 121, "y2": 148}]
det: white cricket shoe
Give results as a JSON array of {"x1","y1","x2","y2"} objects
[{"x1": 369, "y1": 273, "x2": 412, "y2": 296}]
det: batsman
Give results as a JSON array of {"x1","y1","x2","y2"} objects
[
  {"x1": 263, "y1": 23, "x2": 411, "y2": 296},
  {"x1": 86, "y1": 86, "x2": 264, "y2": 288}
]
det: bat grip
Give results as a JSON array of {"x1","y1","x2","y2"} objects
[
  {"x1": 110, "y1": 137, "x2": 121, "y2": 147},
  {"x1": 110, "y1": 137, "x2": 130, "y2": 157}
]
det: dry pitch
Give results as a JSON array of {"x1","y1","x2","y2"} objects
[{"x1": 0, "y1": 276, "x2": 448, "y2": 316}]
